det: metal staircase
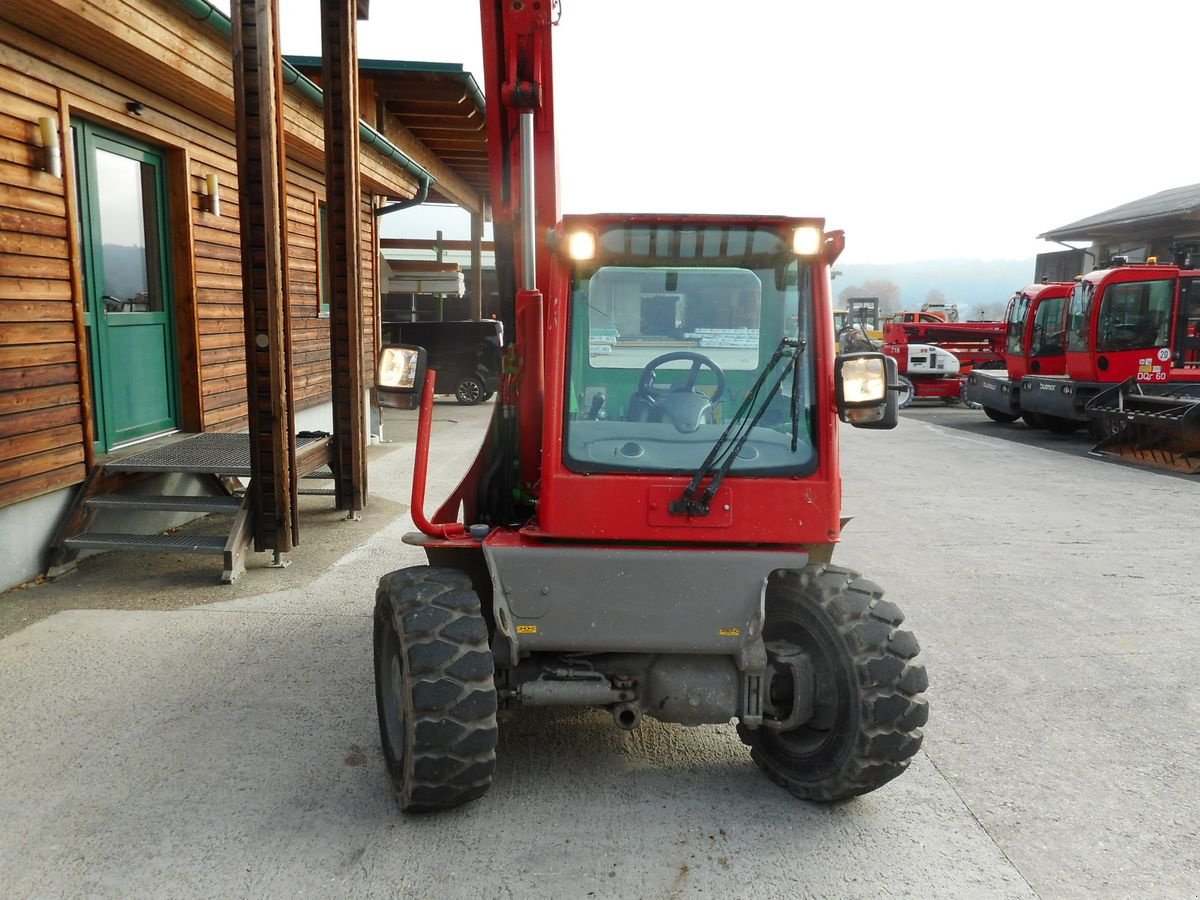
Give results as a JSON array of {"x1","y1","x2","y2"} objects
[{"x1": 47, "y1": 433, "x2": 332, "y2": 583}]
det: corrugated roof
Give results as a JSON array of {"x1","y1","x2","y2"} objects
[{"x1": 1040, "y1": 183, "x2": 1200, "y2": 241}]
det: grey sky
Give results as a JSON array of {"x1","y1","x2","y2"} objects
[{"x1": 218, "y1": 1, "x2": 1198, "y2": 264}]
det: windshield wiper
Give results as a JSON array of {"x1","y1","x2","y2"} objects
[{"x1": 670, "y1": 337, "x2": 805, "y2": 517}]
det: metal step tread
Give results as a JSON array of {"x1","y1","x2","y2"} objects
[
  {"x1": 85, "y1": 494, "x2": 241, "y2": 514},
  {"x1": 298, "y1": 488, "x2": 337, "y2": 496},
  {"x1": 104, "y1": 432, "x2": 329, "y2": 476},
  {"x1": 304, "y1": 467, "x2": 334, "y2": 480},
  {"x1": 65, "y1": 533, "x2": 228, "y2": 554}
]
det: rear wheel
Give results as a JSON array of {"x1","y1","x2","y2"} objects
[
  {"x1": 984, "y1": 407, "x2": 1021, "y2": 423},
  {"x1": 374, "y1": 566, "x2": 498, "y2": 813},
  {"x1": 896, "y1": 376, "x2": 914, "y2": 410},
  {"x1": 737, "y1": 565, "x2": 928, "y2": 802},
  {"x1": 1022, "y1": 411, "x2": 1048, "y2": 429},
  {"x1": 1043, "y1": 415, "x2": 1081, "y2": 434},
  {"x1": 455, "y1": 376, "x2": 486, "y2": 405}
]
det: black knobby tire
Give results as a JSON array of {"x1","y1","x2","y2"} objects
[
  {"x1": 737, "y1": 565, "x2": 928, "y2": 802},
  {"x1": 373, "y1": 566, "x2": 498, "y2": 813},
  {"x1": 896, "y1": 375, "x2": 915, "y2": 410},
  {"x1": 983, "y1": 406, "x2": 1021, "y2": 423},
  {"x1": 1022, "y1": 411, "x2": 1047, "y2": 430},
  {"x1": 1042, "y1": 415, "x2": 1081, "y2": 435},
  {"x1": 455, "y1": 377, "x2": 485, "y2": 405}
]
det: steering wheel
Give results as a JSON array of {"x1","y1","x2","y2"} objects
[
  {"x1": 638, "y1": 351, "x2": 727, "y2": 401},
  {"x1": 630, "y1": 351, "x2": 727, "y2": 433}
]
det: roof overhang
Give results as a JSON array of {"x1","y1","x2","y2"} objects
[
  {"x1": 1040, "y1": 183, "x2": 1200, "y2": 243},
  {"x1": 287, "y1": 56, "x2": 489, "y2": 209}
]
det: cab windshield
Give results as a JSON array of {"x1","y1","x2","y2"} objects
[
  {"x1": 1029, "y1": 296, "x2": 1066, "y2": 357},
  {"x1": 1004, "y1": 293, "x2": 1030, "y2": 356},
  {"x1": 564, "y1": 225, "x2": 817, "y2": 476},
  {"x1": 1066, "y1": 281, "x2": 1094, "y2": 352},
  {"x1": 1095, "y1": 279, "x2": 1173, "y2": 351}
]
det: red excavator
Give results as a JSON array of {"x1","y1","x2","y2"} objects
[
  {"x1": 963, "y1": 281, "x2": 1073, "y2": 424},
  {"x1": 372, "y1": 0, "x2": 927, "y2": 812}
]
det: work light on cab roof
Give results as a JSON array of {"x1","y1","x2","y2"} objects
[{"x1": 792, "y1": 224, "x2": 822, "y2": 256}]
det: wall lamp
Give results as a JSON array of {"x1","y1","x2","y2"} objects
[
  {"x1": 37, "y1": 117, "x2": 62, "y2": 179},
  {"x1": 201, "y1": 173, "x2": 221, "y2": 216}
]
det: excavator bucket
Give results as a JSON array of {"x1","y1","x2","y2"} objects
[{"x1": 1086, "y1": 378, "x2": 1200, "y2": 474}]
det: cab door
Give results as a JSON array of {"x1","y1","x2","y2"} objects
[{"x1": 74, "y1": 121, "x2": 179, "y2": 451}]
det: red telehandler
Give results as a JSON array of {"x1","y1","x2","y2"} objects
[
  {"x1": 963, "y1": 281, "x2": 1073, "y2": 425},
  {"x1": 1019, "y1": 262, "x2": 1196, "y2": 439},
  {"x1": 371, "y1": 0, "x2": 927, "y2": 813},
  {"x1": 1084, "y1": 266, "x2": 1200, "y2": 471}
]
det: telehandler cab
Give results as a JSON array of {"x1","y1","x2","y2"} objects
[
  {"x1": 372, "y1": 0, "x2": 928, "y2": 812},
  {"x1": 964, "y1": 281, "x2": 1073, "y2": 425}
]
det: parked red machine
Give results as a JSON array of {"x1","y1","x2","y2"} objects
[
  {"x1": 1019, "y1": 262, "x2": 1195, "y2": 438},
  {"x1": 1084, "y1": 265, "x2": 1200, "y2": 471},
  {"x1": 881, "y1": 318, "x2": 1006, "y2": 407},
  {"x1": 963, "y1": 281, "x2": 1073, "y2": 425},
  {"x1": 369, "y1": 0, "x2": 927, "y2": 813}
]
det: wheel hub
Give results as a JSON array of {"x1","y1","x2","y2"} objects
[{"x1": 762, "y1": 641, "x2": 815, "y2": 732}]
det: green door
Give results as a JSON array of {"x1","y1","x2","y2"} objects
[{"x1": 74, "y1": 122, "x2": 179, "y2": 452}]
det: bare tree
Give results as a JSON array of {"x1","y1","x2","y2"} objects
[{"x1": 925, "y1": 288, "x2": 947, "y2": 306}]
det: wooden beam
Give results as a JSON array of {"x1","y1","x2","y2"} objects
[
  {"x1": 380, "y1": 237, "x2": 496, "y2": 251},
  {"x1": 231, "y1": 0, "x2": 297, "y2": 553},
  {"x1": 375, "y1": 83, "x2": 472, "y2": 104},
  {"x1": 470, "y1": 211, "x2": 484, "y2": 321},
  {"x1": 321, "y1": 0, "x2": 365, "y2": 512}
]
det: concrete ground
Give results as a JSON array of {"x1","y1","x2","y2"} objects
[{"x1": 1, "y1": 399, "x2": 1197, "y2": 898}]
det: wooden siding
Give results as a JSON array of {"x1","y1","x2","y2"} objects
[
  {"x1": 0, "y1": 63, "x2": 87, "y2": 507},
  {"x1": 0, "y1": 5, "x2": 410, "y2": 509}
]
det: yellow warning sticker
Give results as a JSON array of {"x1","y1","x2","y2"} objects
[
  {"x1": 719, "y1": 628, "x2": 741, "y2": 637},
  {"x1": 516, "y1": 625, "x2": 538, "y2": 634}
]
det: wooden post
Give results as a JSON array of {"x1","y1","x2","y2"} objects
[
  {"x1": 470, "y1": 211, "x2": 484, "y2": 320},
  {"x1": 231, "y1": 0, "x2": 298, "y2": 553},
  {"x1": 435, "y1": 229, "x2": 444, "y2": 321},
  {"x1": 321, "y1": 0, "x2": 366, "y2": 513}
]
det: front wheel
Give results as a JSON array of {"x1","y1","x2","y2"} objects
[
  {"x1": 896, "y1": 375, "x2": 914, "y2": 410},
  {"x1": 374, "y1": 566, "x2": 498, "y2": 813},
  {"x1": 737, "y1": 565, "x2": 928, "y2": 802},
  {"x1": 984, "y1": 407, "x2": 1021, "y2": 423}
]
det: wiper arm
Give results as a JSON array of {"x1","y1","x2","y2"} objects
[
  {"x1": 670, "y1": 337, "x2": 805, "y2": 517},
  {"x1": 790, "y1": 341, "x2": 802, "y2": 452}
]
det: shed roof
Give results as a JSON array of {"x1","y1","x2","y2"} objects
[
  {"x1": 1040, "y1": 183, "x2": 1200, "y2": 242},
  {"x1": 287, "y1": 56, "x2": 489, "y2": 207}
]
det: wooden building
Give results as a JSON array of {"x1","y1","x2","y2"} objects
[{"x1": 0, "y1": 1, "x2": 490, "y2": 589}]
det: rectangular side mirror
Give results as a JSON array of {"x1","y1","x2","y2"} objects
[
  {"x1": 376, "y1": 344, "x2": 428, "y2": 410},
  {"x1": 835, "y1": 352, "x2": 898, "y2": 429}
]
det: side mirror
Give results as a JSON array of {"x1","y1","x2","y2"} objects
[
  {"x1": 835, "y1": 352, "x2": 898, "y2": 429},
  {"x1": 376, "y1": 344, "x2": 427, "y2": 410}
]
